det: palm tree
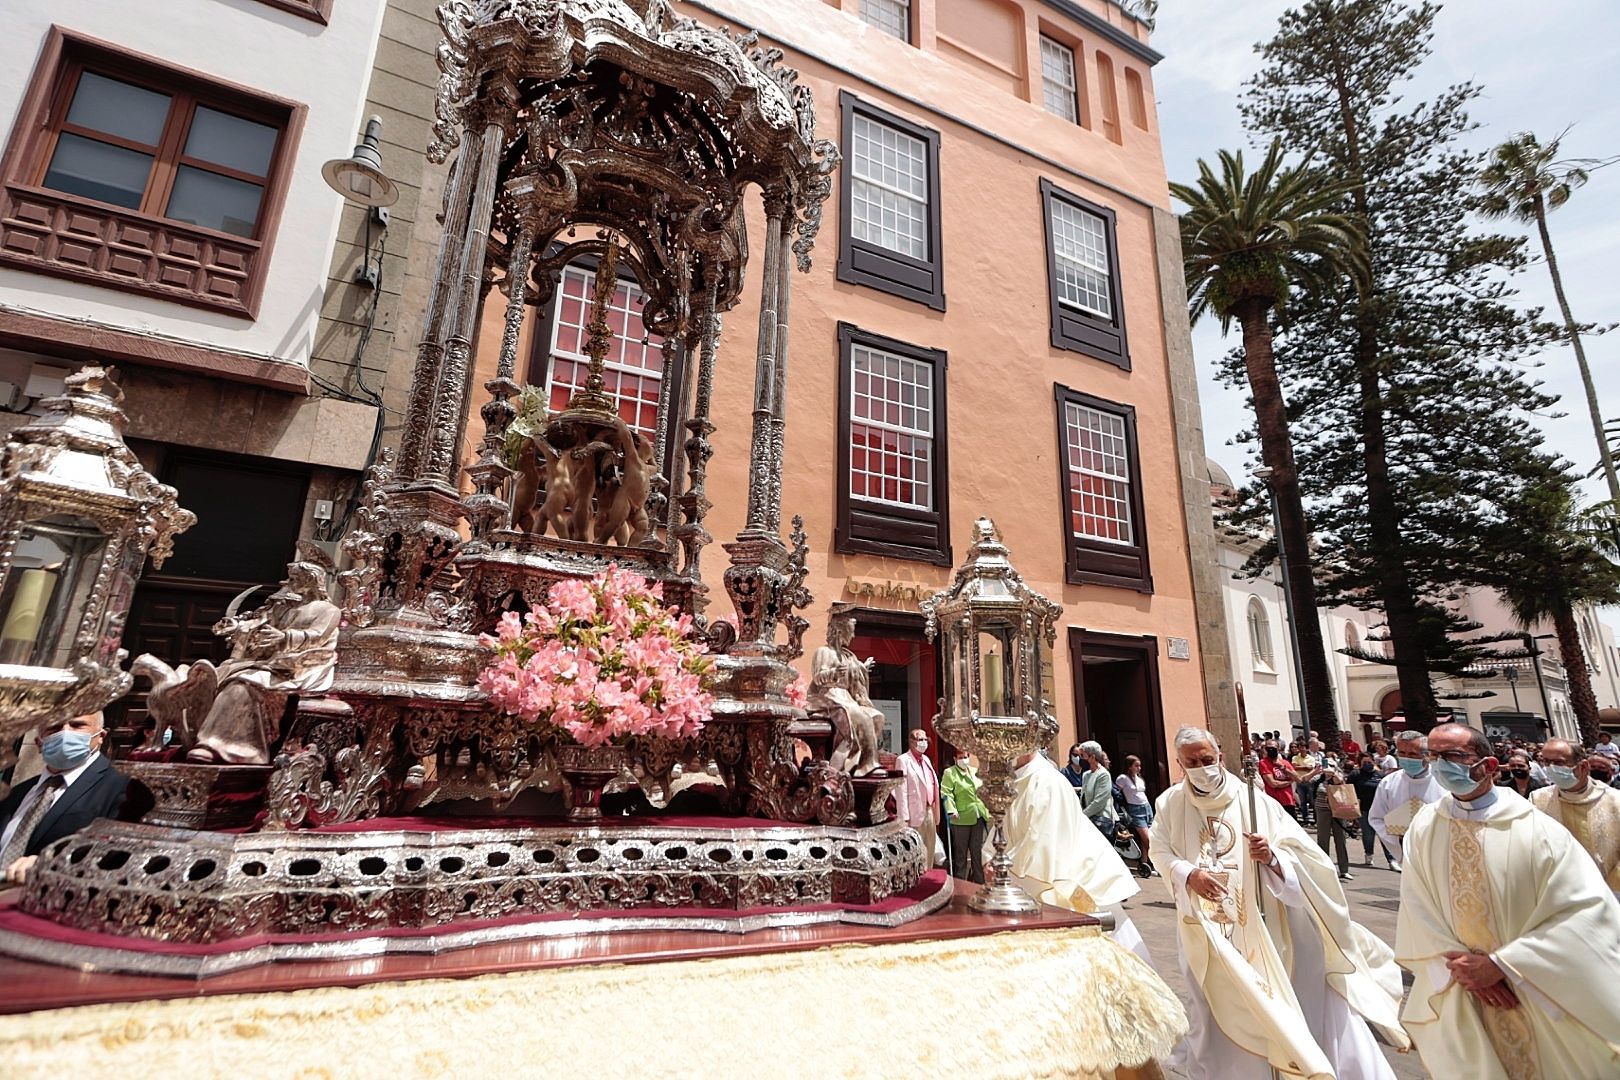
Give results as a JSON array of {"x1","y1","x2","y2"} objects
[
  {"x1": 1495, "y1": 488, "x2": 1620, "y2": 746},
  {"x1": 1172, "y1": 141, "x2": 1367, "y2": 747},
  {"x1": 1479, "y1": 132, "x2": 1618, "y2": 504}
]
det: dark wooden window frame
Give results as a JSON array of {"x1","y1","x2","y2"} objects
[
  {"x1": 1054, "y1": 383, "x2": 1151, "y2": 592},
  {"x1": 1040, "y1": 178, "x2": 1128, "y2": 368},
  {"x1": 250, "y1": 0, "x2": 334, "y2": 24},
  {"x1": 836, "y1": 91, "x2": 946, "y2": 312},
  {"x1": 0, "y1": 27, "x2": 304, "y2": 319},
  {"x1": 835, "y1": 322, "x2": 951, "y2": 566},
  {"x1": 523, "y1": 250, "x2": 687, "y2": 485}
]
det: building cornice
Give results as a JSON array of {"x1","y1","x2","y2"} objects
[
  {"x1": 0, "y1": 305, "x2": 311, "y2": 394},
  {"x1": 1040, "y1": 1, "x2": 1163, "y2": 67}
]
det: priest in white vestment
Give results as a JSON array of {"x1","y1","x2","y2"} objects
[
  {"x1": 1001, "y1": 751, "x2": 1150, "y2": 962},
  {"x1": 1396, "y1": 724, "x2": 1620, "y2": 1079},
  {"x1": 1367, "y1": 729, "x2": 1443, "y2": 867},
  {"x1": 1529, "y1": 738, "x2": 1620, "y2": 892},
  {"x1": 1150, "y1": 726, "x2": 1406, "y2": 1080}
]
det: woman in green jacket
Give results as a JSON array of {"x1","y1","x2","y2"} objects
[{"x1": 940, "y1": 745, "x2": 990, "y2": 884}]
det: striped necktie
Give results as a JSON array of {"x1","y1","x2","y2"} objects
[{"x1": 1, "y1": 774, "x2": 66, "y2": 870}]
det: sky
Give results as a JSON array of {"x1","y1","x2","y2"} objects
[{"x1": 1150, "y1": 0, "x2": 1620, "y2": 500}]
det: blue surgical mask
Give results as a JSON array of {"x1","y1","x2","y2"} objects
[
  {"x1": 1547, "y1": 765, "x2": 1581, "y2": 791},
  {"x1": 40, "y1": 729, "x2": 95, "y2": 772},
  {"x1": 1433, "y1": 758, "x2": 1482, "y2": 796},
  {"x1": 1399, "y1": 756, "x2": 1428, "y2": 778}
]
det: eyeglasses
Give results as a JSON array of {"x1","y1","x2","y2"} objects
[{"x1": 1421, "y1": 750, "x2": 1481, "y2": 766}]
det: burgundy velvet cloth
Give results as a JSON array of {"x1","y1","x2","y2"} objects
[{"x1": 314, "y1": 814, "x2": 801, "y2": 833}]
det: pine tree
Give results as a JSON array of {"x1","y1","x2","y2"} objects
[{"x1": 1236, "y1": 0, "x2": 1564, "y2": 726}]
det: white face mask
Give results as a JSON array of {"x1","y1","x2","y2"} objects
[{"x1": 1185, "y1": 761, "x2": 1224, "y2": 794}]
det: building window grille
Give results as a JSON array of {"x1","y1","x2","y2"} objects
[
  {"x1": 850, "y1": 114, "x2": 928, "y2": 261},
  {"x1": 1040, "y1": 36, "x2": 1080, "y2": 123},
  {"x1": 837, "y1": 92, "x2": 945, "y2": 310},
  {"x1": 849, "y1": 343, "x2": 935, "y2": 511},
  {"x1": 1054, "y1": 385, "x2": 1149, "y2": 590},
  {"x1": 1040, "y1": 179, "x2": 1128, "y2": 366},
  {"x1": 542, "y1": 264, "x2": 665, "y2": 439},
  {"x1": 1064, "y1": 399, "x2": 1133, "y2": 545},
  {"x1": 836, "y1": 323, "x2": 950, "y2": 564},
  {"x1": 860, "y1": 0, "x2": 911, "y2": 42}
]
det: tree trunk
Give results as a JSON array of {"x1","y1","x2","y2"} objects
[
  {"x1": 1356, "y1": 339, "x2": 1438, "y2": 727},
  {"x1": 1234, "y1": 300, "x2": 1342, "y2": 746},
  {"x1": 1534, "y1": 197, "x2": 1620, "y2": 505},
  {"x1": 1553, "y1": 609, "x2": 1603, "y2": 746},
  {"x1": 1327, "y1": 51, "x2": 1438, "y2": 727}
]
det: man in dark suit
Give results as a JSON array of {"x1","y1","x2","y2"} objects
[{"x1": 0, "y1": 711, "x2": 128, "y2": 885}]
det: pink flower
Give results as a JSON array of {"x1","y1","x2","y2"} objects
[{"x1": 477, "y1": 568, "x2": 714, "y2": 746}]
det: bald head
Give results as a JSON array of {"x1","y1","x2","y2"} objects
[{"x1": 1540, "y1": 739, "x2": 1578, "y2": 766}]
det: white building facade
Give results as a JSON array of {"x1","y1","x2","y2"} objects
[
  {"x1": 0, "y1": 0, "x2": 446, "y2": 750},
  {"x1": 1209, "y1": 459, "x2": 1614, "y2": 745}
]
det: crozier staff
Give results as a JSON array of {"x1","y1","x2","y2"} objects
[{"x1": 1149, "y1": 726, "x2": 1405, "y2": 1080}]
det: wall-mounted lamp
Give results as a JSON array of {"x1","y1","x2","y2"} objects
[{"x1": 323, "y1": 116, "x2": 398, "y2": 288}]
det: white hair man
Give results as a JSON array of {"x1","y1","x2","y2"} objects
[
  {"x1": 1395, "y1": 723, "x2": 1620, "y2": 1077},
  {"x1": 1531, "y1": 739, "x2": 1619, "y2": 892},
  {"x1": 0, "y1": 712, "x2": 127, "y2": 884},
  {"x1": 1001, "y1": 748, "x2": 1149, "y2": 962},
  {"x1": 1366, "y1": 729, "x2": 1443, "y2": 871},
  {"x1": 1149, "y1": 726, "x2": 1406, "y2": 1079}
]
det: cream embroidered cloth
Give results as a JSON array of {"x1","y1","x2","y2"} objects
[
  {"x1": 1531, "y1": 781, "x2": 1620, "y2": 891},
  {"x1": 1396, "y1": 788, "x2": 1620, "y2": 1080},
  {"x1": 0, "y1": 926, "x2": 1187, "y2": 1080}
]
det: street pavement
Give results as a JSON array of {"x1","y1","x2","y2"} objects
[{"x1": 1122, "y1": 847, "x2": 1430, "y2": 1079}]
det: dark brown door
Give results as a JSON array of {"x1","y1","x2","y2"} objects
[
  {"x1": 1068, "y1": 628, "x2": 1168, "y2": 797},
  {"x1": 109, "y1": 452, "x2": 309, "y2": 750}
]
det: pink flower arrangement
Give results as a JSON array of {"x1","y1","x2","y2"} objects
[{"x1": 477, "y1": 566, "x2": 714, "y2": 748}]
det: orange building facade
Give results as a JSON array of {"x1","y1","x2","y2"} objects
[{"x1": 468, "y1": 0, "x2": 1236, "y2": 794}]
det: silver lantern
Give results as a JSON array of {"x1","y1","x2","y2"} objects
[
  {"x1": 0, "y1": 367, "x2": 193, "y2": 773},
  {"x1": 922, "y1": 518, "x2": 1061, "y2": 914}
]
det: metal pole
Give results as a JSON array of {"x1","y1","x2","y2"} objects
[
  {"x1": 1505, "y1": 667, "x2": 1521, "y2": 712},
  {"x1": 1525, "y1": 632, "x2": 1553, "y2": 734},
  {"x1": 1265, "y1": 481, "x2": 1313, "y2": 749}
]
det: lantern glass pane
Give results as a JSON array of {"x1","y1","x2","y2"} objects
[
  {"x1": 976, "y1": 619, "x2": 1019, "y2": 717},
  {"x1": 0, "y1": 516, "x2": 106, "y2": 668}
]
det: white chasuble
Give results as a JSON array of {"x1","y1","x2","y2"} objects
[
  {"x1": 1397, "y1": 788, "x2": 1620, "y2": 1080},
  {"x1": 1002, "y1": 755, "x2": 1154, "y2": 963},
  {"x1": 1530, "y1": 781, "x2": 1620, "y2": 892},
  {"x1": 1368, "y1": 770, "x2": 1443, "y2": 860},
  {"x1": 1150, "y1": 772, "x2": 1404, "y2": 1080}
]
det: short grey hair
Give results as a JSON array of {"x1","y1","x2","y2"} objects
[
  {"x1": 1393, "y1": 729, "x2": 1426, "y2": 750},
  {"x1": 1174, "y1": 726, "x2": 1217, "y2": 754},
  {"x1": 1078, "y1": 740, "x2": 1104, "y2": 758}
]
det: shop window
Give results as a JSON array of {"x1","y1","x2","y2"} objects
[
  {"x1": 1041, "y1": 179, "x2": 1128, "y2": 367},
  {"x1": 1055, "y1": 385, "x2": 1149, "y2": 591},
  {"x1": 836, "y1": 324, "x2": 951, "y2": 565},
  {"x1": 837, "y1": 91, "x2": 945, "y2": 311},
  {"x1": 0, "y1": 28, "x2": 302, "y2": 317}
]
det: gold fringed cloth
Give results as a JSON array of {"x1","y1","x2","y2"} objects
[{"x1": 0, "y1": 925, "x2": 1185, "y2": 1079}]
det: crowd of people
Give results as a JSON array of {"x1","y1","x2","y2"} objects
[{"x1": 946, "y1": 721, "x2": 1620, "y2": 1078}]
